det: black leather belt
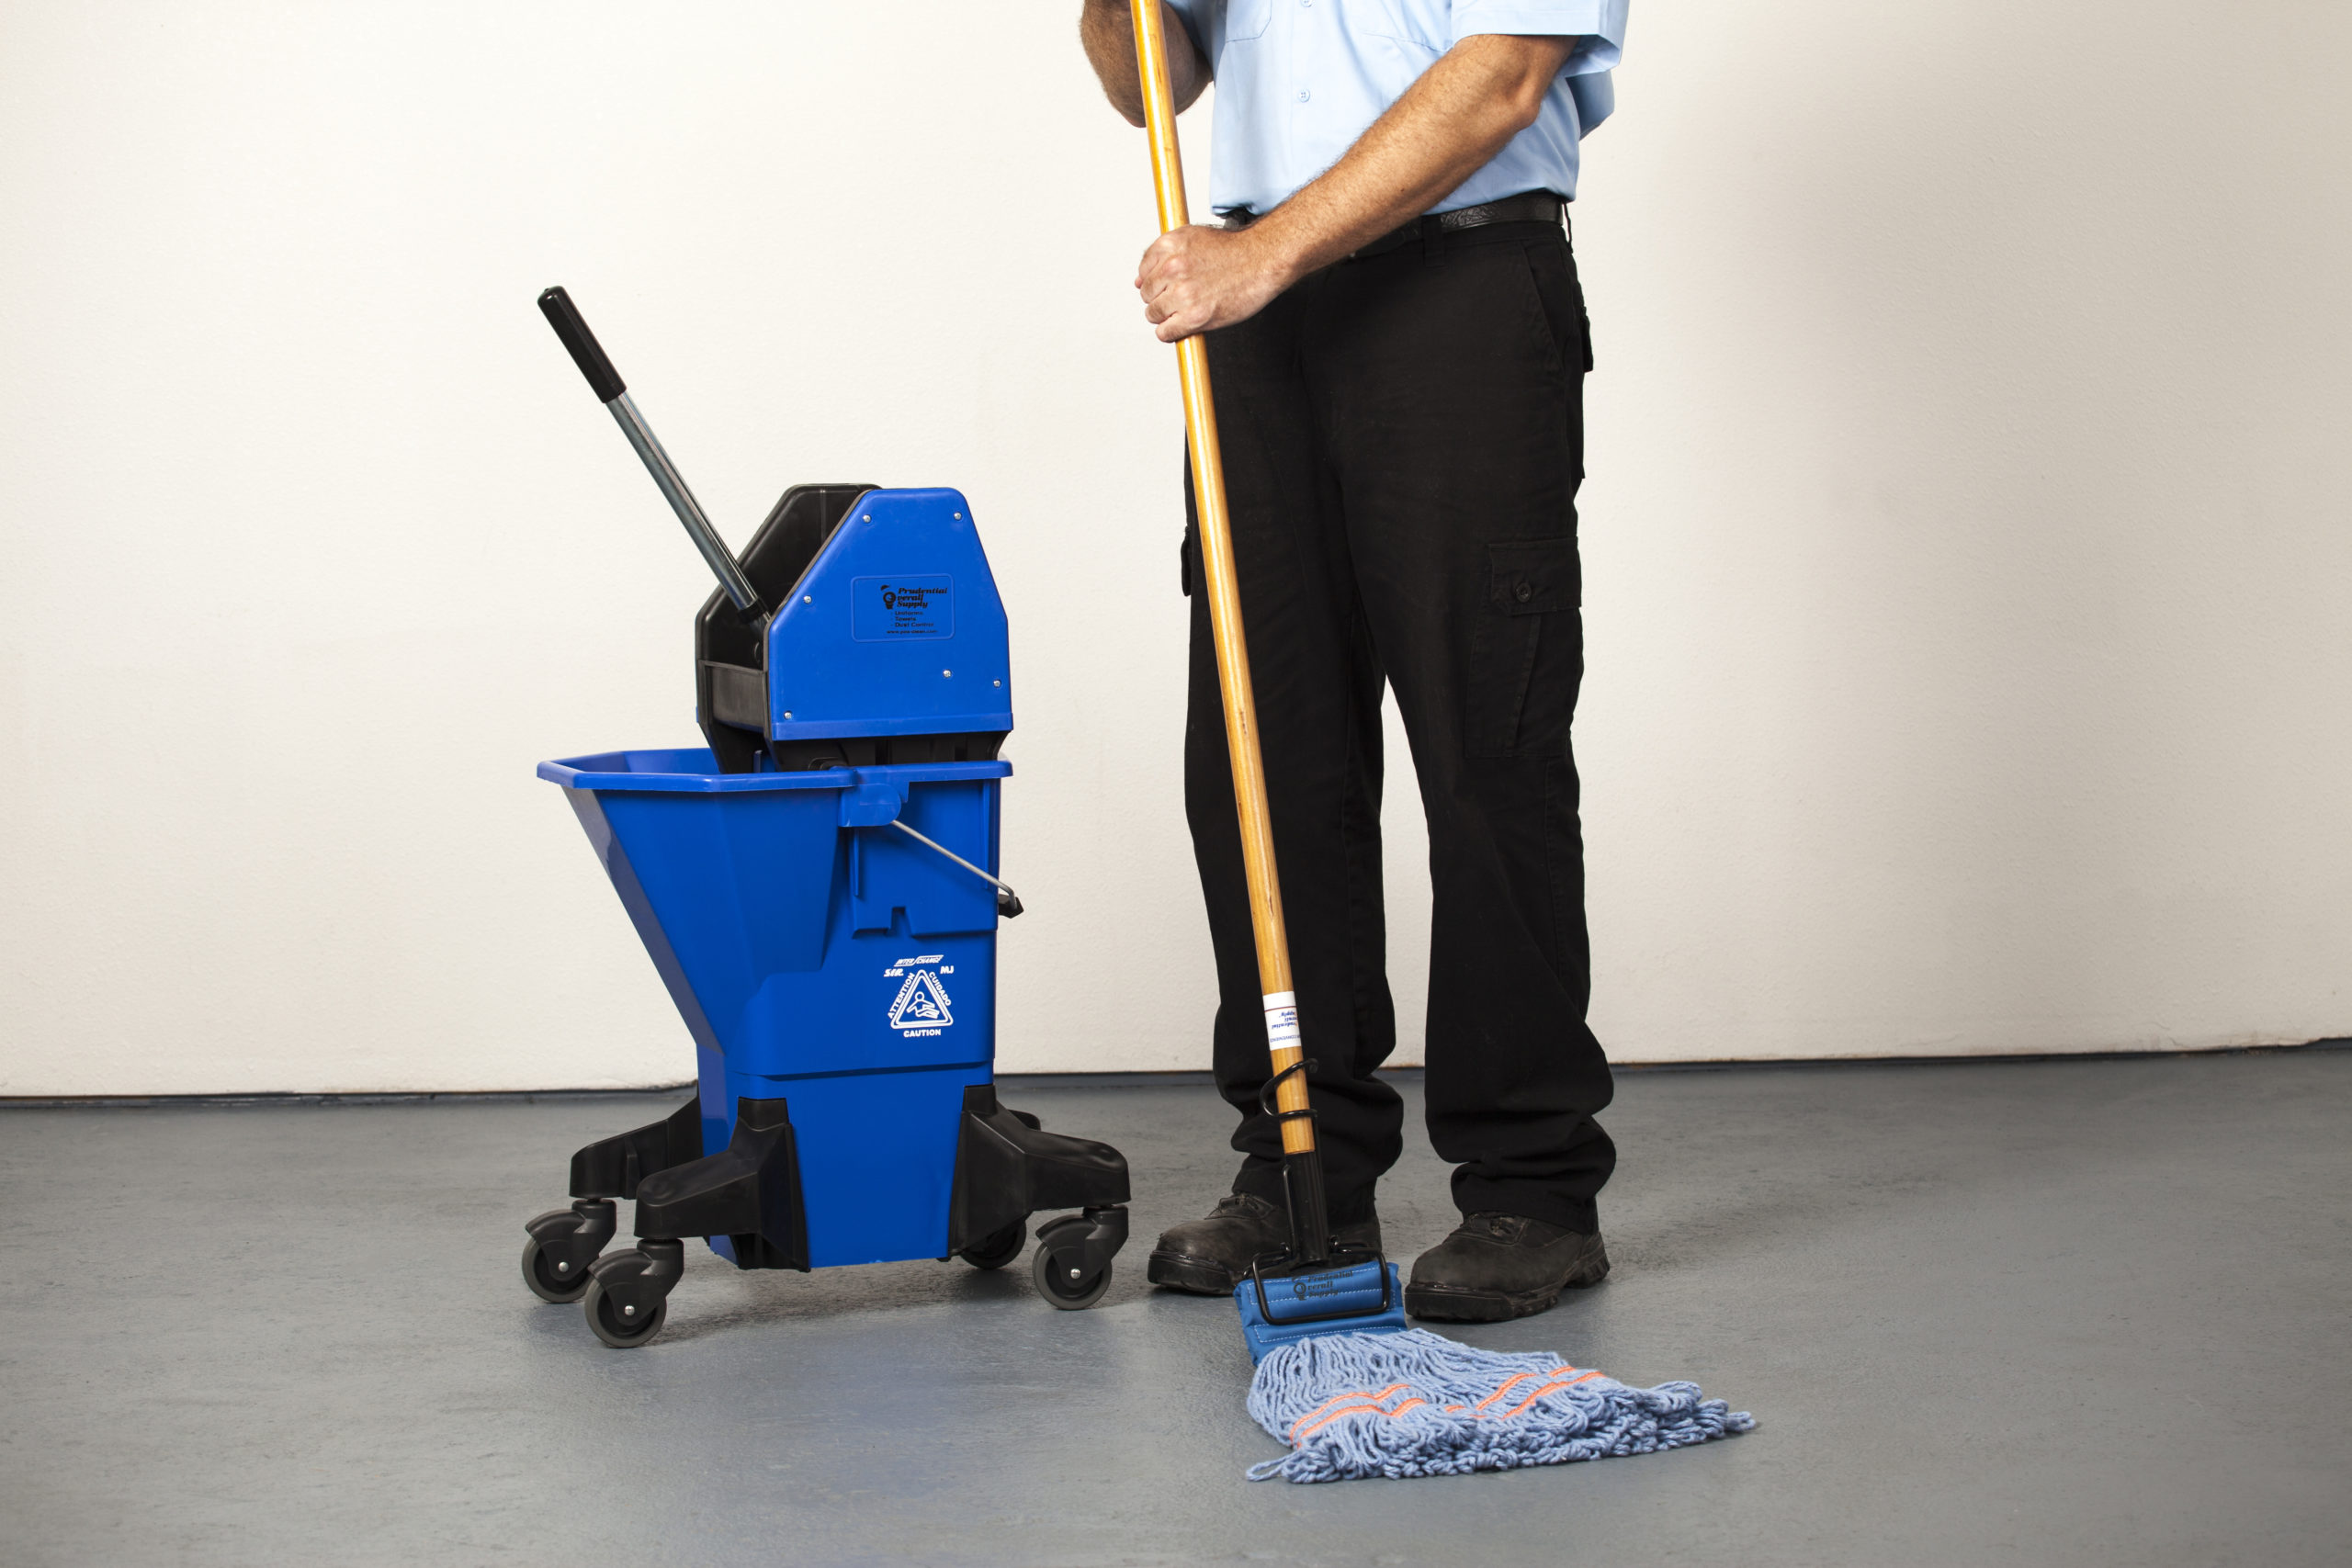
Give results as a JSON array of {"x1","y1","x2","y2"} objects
[{"x1": 1220, "y1": 189, "x2": 1563, "y2": 259}]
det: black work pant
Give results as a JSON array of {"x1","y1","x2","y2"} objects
[{"x1": 1183, "y1": 218, "x2": 1615, "y2": 1234}]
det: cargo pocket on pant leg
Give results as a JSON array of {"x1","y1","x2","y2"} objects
[{"x1": 1464, "y1": 536, "x2": 1582, "y2": 758}]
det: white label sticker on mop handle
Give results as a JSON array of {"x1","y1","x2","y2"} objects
[{"x1": 1262, "y1": 991, "x2": 1300, "y2": 1051}]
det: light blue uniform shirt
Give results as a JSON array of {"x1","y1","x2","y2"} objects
[{"x1": 1162, "y1": 0, "x2": 1628, "y2": 217}]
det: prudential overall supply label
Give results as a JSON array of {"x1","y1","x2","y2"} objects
[{"x1": 852, "y1": 575, "x2": 954, "y2": 640}]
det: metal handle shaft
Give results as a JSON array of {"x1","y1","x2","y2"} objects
[
  {"x1": 537, "y1": 286, "x2": 763, "y2": 616},
  {"x1": 605, "y1": 392, "x2": 763, "y2": 615}
]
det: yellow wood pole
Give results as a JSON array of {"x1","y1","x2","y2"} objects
[{"x1": 1127, "y1": 0, "x2": 1313, "y2": 1160}]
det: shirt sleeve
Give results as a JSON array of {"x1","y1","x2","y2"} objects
[
  {"x1": 1159, "y1": 0, "x2": 1210, "y2": 62},
  {"x1": 1451, "y1": 0, "x2": 1627, "y2": 74}
]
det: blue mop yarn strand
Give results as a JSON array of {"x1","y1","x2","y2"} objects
[{"x1": 1245, "y1": 1328, "x2": 1756, "y2": 1483}]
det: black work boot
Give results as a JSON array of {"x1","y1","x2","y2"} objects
[
  {"x1": 1404, "y1": 1213, "x2": 1609, "y2": 1323},
  {"x1": 1146, "y1": 1192, "x2": 1384, "y2": 1295}
]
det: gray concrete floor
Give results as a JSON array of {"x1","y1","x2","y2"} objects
[{"x1": 3, "y1": 1051, "x2": 2347, "y2": 1567}]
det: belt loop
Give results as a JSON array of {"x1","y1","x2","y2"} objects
[{"x1": 1421, "y1": 216, "x2": 1442, "y2": 266}]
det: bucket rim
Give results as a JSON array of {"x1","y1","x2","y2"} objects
[{"x1": 537, "y1": 749, "x2": 1012, "y2": 794}]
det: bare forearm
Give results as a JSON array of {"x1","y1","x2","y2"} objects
[
  {"x1": 1079, "y1": 0, "x2": 1206, "y2": 127},
  {"x1": 1250, "y1": 35, "x2": 1575, "y2": 286},
  {"x1": 1127, "y1": 31, "x2": 1580, "y2": 341}
]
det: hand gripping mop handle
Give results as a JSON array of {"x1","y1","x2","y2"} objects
[
  {"x1": 537, "y1": 287, "x2": 764, "y2": 616},
  {"x1": 1128, "y1": 0, "x2": 1329, "y2": 1267}
]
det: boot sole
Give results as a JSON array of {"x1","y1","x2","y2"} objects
[
  {"x1": 1404, "y1": 1255, "x2": 1610, "y2": 1324},
  {"x1": 1146, "y1": 1248, "x2": 1239, "y2": 1295}
]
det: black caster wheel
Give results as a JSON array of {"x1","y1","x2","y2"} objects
[
  {"x1": 582, "y1": 1275, "x2": 668, "y2": 1348},
  {"x1": 958, "y1": 1220, "x2": 1027, "y2": 1270},
  {"x1": 1034, "y1": 1246, "x2": 1112, "y2": 1310},
  {"x1": 521, "y1": 1236, "x2": 594, "y2": 1303}
]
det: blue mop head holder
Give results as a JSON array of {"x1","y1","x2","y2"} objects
[{"x1": 1234, "y1": 1250, "x2": 1409, "y2": 1364}]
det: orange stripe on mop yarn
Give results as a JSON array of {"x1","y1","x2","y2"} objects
[
  {"x1": 1289, "y1": 1367, "x2": 1606, "y2": 1445},
  {"x1": 1484, "y1": 1371, "x2": 1604, "y2": 1421},
  {"x1": 1286, "y1": 1382, "x2": 1410, "y2": 1438},
  {"x1": 1290, "y1": 1396, "x2": 1430, "y2": 1443}
]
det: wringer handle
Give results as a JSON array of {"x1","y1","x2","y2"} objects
[
  {"x1": 537, "y1": 287, "x2": 627, "y2": 403},
  {"x1": 535, "y1": 287, "x2": 763, "y2": 615},
  {"x1": 1127, "y1": 0, "x2": 1329, "y2": 1264}
]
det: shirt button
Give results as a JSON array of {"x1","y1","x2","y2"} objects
[{"x1": 1296, "y1": 88, "x2": 1311, "y2": 102}]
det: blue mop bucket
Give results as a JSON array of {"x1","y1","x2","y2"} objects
[
  {"x1": 539, "y1": 747, "x2": 1011, "y2": 1268},
  {"x1": 520, "y1": 295, "x2": 1128, "y2": 1346}
]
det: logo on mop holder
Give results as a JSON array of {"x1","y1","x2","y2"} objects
[
  {"x1": 853, "y1": 574, "x2": 954, "y2": 640},
  {"x1": 887, "y1": 969, "x2": 955, "y2": 1034}
]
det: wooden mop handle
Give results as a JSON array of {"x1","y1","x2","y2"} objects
[{"x1": 1128, "y1": 0, "x2": 1313, "y2": 1161}]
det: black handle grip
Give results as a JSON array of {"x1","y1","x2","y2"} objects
[{"x1": 537, "y1": 286, "x2": 626, "y2": 403}]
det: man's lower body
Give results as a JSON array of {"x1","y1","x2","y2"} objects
[{"x1": 1147, "y1": 211, "x2": 1616, "y2": 1322}]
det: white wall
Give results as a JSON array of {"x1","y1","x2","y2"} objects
[{"x1": 1, "y1": 2, "x2": 2345, "y2": 1096}]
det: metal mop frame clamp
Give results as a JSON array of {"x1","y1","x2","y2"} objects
[
  {"x1": 1241, "y1": 1060, "x2": 1399, "y2": 1328},
  {"x1": 1125, "y1": 0, "x2": 1408, "y2": 1362}
]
